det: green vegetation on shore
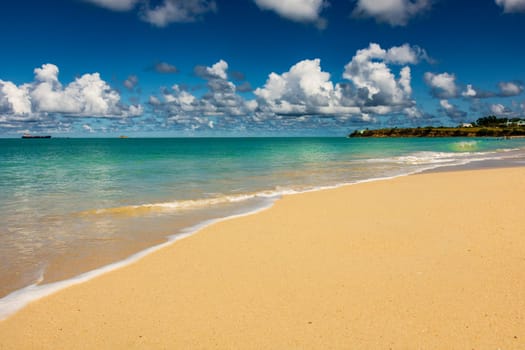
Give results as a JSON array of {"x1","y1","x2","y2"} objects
[{"x1": 349, "y1": 116, "x2": 525, "y2": 138}]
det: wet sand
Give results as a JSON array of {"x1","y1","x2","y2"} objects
[{"x1": 1, "y1": 167, "x2": 524, "y2": 349}]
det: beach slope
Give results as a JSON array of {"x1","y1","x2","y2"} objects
[{"x1": 1, "y1": 168, "x2": 524, "y2": 349}]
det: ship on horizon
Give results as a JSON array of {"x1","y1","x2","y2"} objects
[{"x1": 21, "y1": 134, "x2": 51, "y2": 139}]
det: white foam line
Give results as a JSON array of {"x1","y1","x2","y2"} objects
[
  {"x1": 1, "y1": 169, "x2": 418, "y2": 321},
  {"x1": 0, "y1": 149, "x2": 522, "y2": 321},
  {"x1": 0, "y1": 198, "x2": 277, "y2": 321}
]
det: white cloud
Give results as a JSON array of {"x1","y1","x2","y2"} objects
[
  {"x1": 254, "y1": 44, "x2": 423, "y2": 119},
  {"x1": 255, "y1": 58, "x2": 359, "y2": 116},
  {"x1": 85, "y1": 0, "x2": 216, "y2": 26},
  {"x1": 462, "y1": 84, "x2": 477, "y2": 97},
  {"x1": 245, "y1": 100, "x2": 258, "y2": 112},
  {"x1": 148, "y1": 95, "x2": 161, "y2": 105},
  {"x1": 142, "y1": 0, "x2": 217, "y2": 27},
  {"x1": 164, "y1": 85, "x2": 197, "y2": 111},
  {"x1": 490, "y1": 103, "x2": 508, "y2": 115},
  {"x1": 194, "y1": 59, "x2": 229, "y2": 80},
  {"x1": 498, "y1": 81, "x2": 523, "y2": 96},
  {"x1": 439, "y1": 99, "x2": 453, "y2": 110},
  {"x1": 0, "y1": 64, "x2": 142, "y2": 121},
  {"x1": 156, "y1": 61, "x2": 256, "y2": 122},
  {"x1": 353, "y1": 0, "x2": 432, "y2": 26},
  {"x1": 206, "y1": 60, "x2": 228, "y2": 80},
  {"x1": 439, "y1": 99, "x2": 467, "y2": 121},
  {"x1": 124, "y1": 75, "x2": 139, "y2": 90},
  {"x1": 257, "y1": 59, "x2": 335, "y2": 101},
  {"x1": 153, "y1": 62, "x2": 178, "y2": 74},
  {"x1": 403, "y1": 105, "x2": 422, "y2": 118},
  {"x1": 148, "y1": 45, "x2": 428, "y2": 133},
  {"x1": 254, "y1": 0, "x2": 326, "y2": 23},
  {"x1": 385, "y1": 44, "x2": 428, "y2": 64},
  {"x1": 459, "y1": 81, "x2": 523, "y2": 99},
  {"x1": 0, "y1": 81, "x2": 32, "y2": 116},
  {"x1": 82, "y1": 124, "x2": 95, "y2": 133},
  {"x1": 495, "y1": 0, "x2": 525, "y2": 13},
  {"x1": 343, "y1": 43, "x2": 417, "y2": 106},
  {"x1": 479, "y1": 102, "x2": 522, "y2": 118},
  {"x1": 424, "y1": 72, "x2": 458, "y2": 98},
  {"x1": 84, "y1": 0, "x2": 139, "y2": 11},
  {"x1": 399, "y1": 66, "x2": 412, "y2": 95},
  {"x1": 35, "y1": 63, "x2": 60, "y2": 83}
]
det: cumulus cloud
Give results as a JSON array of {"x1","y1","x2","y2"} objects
[
  {"x1": 142, "y1": 0, "x2": 217, "y2": 27},
  {"x1": 459, "y1": 85, "x2": 494, "y2": 99},
  {"x1": 155, "y1": 60, "x2": 256, "y2": 123},
  {"x1": 490, "y1": 103, "x2": 512, "y2": 115},
  {"x1": 153, "y1": 62, "x2": 179, "y2": 74},
  {"x1": 0, "y1": 64, "x2": 142, "y2": 123},
  {"x1": 498, "y1": 81, "x2": 523, "y2": 96},
  {"x1": 439, "y1": 99, "x2": 467, "y2": 121},
  {"x1": 384, "y1": 43, "x2": 429, "y2": 64},
  {"x1": 84, "y1": 0, "x2": 139, "y2": 11},
  {"x1": 255, "y1": 58, "x2": 358, "y2": 116},
  {"x1": 342, "y1": 43, "x2": 421, "y2": 107},
  {"x1": 82, "y1": 124, "x2": 95, "y2": 133},
  {"x1": 3, "y1": 44, "x2": 440, "y2": 135},
  {"x1": 460, "y1": 81, "x2": 523, "y2": 98},
  {"x1": 495, "y1": 0, "x2": 525, "y2": 13},
  {"x1": 253, "y1": 43, "x2": 425, "y2": 120},
  {"x1": 230, "y1": 71, "x2": 246, "y2": 81},
  {"x1": 85, "y1": 0, "x2": 217, "y2": 26},
  {"x1": 468, "y1": 101, "x2": 524, "y2": 118},
  {"x1": 35, "y1": 63, "x2": 60, "y2": 83},
  {"x1": 147, "y1": 44, "x2": 429, "y2": 133},
  {"x1": 0, "y1": 81, "x2": 32, "y2": 116},
  {"x1": 163, "y1": 85, "x2": 197, "y2": 110},
  {"x1": 352, "y1": 0, "x2": 432, "y2": 26},
  {"x1": 461, "y1": 84, "x2": 477, "y2": 97},
  {"x1": 236, "y1": 82, "x2": 253, "y2": 93},
  {"x1": 194, "y1": 59, "x2": 229, "y2": 80},
  {"x1": 149, "y1": 44, "x2": 427, "y2": 127},
  {"x1": 148, "y1": 95, "x2": 161, "y2": 105},
  {"x1": 124, "y1": 75, "x2": 139, "y2": 90},
  {"x1": 206, "y1": 60, "x2": 228, "y2": 80},
  {"x1": 424, "y1": 72, "x2": 458, "y2": 98},
  {"x1": 254, "y1": 0, "x2": 327, "y2": 24}
]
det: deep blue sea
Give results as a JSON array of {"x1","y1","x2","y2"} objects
[{"x1": 1, "y1": 137, "x2": 525, "y2": 318}]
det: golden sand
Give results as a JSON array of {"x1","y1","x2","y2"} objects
[{"x1": 1, "y1": 167, "x2": 524, "y2": 349}]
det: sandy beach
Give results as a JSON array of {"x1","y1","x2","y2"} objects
[{"x1": 1, "y1": 167, "x2": 524, "y2": 349}]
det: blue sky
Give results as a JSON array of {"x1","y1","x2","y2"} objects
[{"x1": 0, "y1": 0, "x2": 524, "y2": 136}]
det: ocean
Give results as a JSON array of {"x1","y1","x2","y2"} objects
[{"x1": 1, "y1": 137, "x2": 525, "y2": 318}]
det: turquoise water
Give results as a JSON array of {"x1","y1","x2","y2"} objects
[{"x1": 1, "y1": 137, "x2": 525, "y2": 312}]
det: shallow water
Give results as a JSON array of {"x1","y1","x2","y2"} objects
[{"x1": 1, "y1": 137, "x2": 525, "y2": 301}]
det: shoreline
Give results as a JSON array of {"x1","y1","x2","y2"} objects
[
  {"x1": 0, "y1": 154, "x2": 504, "y2": 318},
  {"x1": 1, "y1": 166, "x2": 524, "y2": 348},
  {"x1": 1, "y1": 138, "x2": 524, "y2": 302},
  {"x1": 0, "y1": 154, "x2": 524, "y2": 321},
  {"x1": 0, "y1": 198, "x2": 277, "y2": 321},
  {"x1": 0, "y1": 171, "x2": 415, "y2": 320}
]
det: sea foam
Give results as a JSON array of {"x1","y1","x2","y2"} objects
[
  {"x1": 2, "y1": 138, "x2": 524, "y2": 321},
  {"x1": 0, "y1": 197, "x2": 277, "y2": 321}
]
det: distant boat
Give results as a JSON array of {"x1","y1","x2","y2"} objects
[
  {"x1": 21, "y1": 134, "x2": 51, "y2": 139},
  {"x1": 119, "y1": 135, "x2": 129, "y2": 138}
]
